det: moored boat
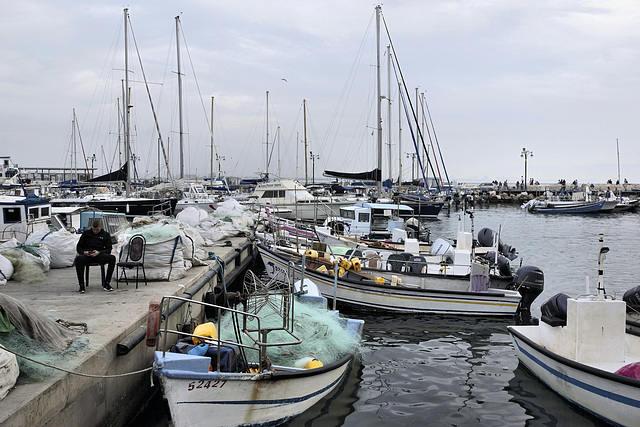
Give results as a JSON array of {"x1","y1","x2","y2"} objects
[
  {"x1": 523, "y1": 199, "x2": 616, "y2": 214},
  {"x1": 508, "y1": 235, "x2": 640, "y2": 426},
  {"x1": 257, "y1": 242, "x2": 543, "y2": 319},
  {"x1": 151, "y1": 271, "x2": 364, "y2": 427}
]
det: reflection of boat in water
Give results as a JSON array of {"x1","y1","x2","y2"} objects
[
  {"x1": 507, "y1": 364, "x2": 603, "y2": 426},
  {"x1": 284, "y1": 358, "x2": 364, "y2": 427}
]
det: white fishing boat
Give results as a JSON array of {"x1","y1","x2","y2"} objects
[
  {"x1": 508, "y1": 235, "x2": 640, "y2": 426},
  {"x1": 174, "y1": 182, "x2": 219, "y2": 214},
  {"x1": 247, "y1": 179, "x2": 353, "y2": 222},
  {"x1": 257, "y1": 243, "x2": 543, "y2": 319},
  {"x1": 0, "y1": 193, "x2": 52, "y2": 242},
  {"x1": 151, "y1": 271, "x2": 364, "y2": 427}
]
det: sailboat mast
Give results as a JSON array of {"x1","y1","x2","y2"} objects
[
  {"x1": 265, "y1": 90, "x2": 269, "y2": 177},
  {"x1": 176, "y1": 15, "x2": 184, "y2": 179},
  {"x1": 616, "y1": 138, "x2": 620, "y2": 185},
  {"x1": 376, "y1": 5, "x2": 383, "y2": 197},
  {"x1": 72, "y1": 108, "x2": 77, "y2": 182},
  {"x1": 214, "y1": 96, "x2": 216, "y2": 191},
  {"x1": 398, "y1": 82, "x2": 402, "y2": 186},
  {"x1": 304, "y1": 99, "x2": 308, "y2": 185},
  {"x1": 387, "y1": 44, "x2": 392, "y2": 183},
  {"x1": 124, "y1": 8, "x2": 131, "y2": 197}
]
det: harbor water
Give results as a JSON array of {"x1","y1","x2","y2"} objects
[{"x1": 142, "y1": 205, "x2": 639, "y2": 426}]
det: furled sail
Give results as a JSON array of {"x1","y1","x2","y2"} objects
[{"x1": 323, "y1": 168, "x2": 381, "y2": 181}]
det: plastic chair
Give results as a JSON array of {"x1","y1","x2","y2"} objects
[
  {"x1": 387, "y1": 253, "x2": 409, "y2": 272},
  {"x1": 408, "y1": 256, "x2": 427, "y2": 274},
  {"x1": 116, "y1": 234, "x2": 147, "y2": 289},
  {"x1": 85, "y1": 262, "x2": 106, "y2": 288}
]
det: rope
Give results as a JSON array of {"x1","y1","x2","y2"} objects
[{"x1": 0, "y1": 343, "x2": 153, "y2": 379}]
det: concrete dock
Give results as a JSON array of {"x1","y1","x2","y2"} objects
[{"x1": 0, "y1": 236, "x2": 256, "y2": 427}]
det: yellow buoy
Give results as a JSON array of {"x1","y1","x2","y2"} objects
[
  {"x1": 304, "y1": 249, "x2": 319, "y2": 259},
  {"x1": 192, "y1": 322, "x2": 217, "y2": 344},
  {"x1": 340, "y1": 258, "x2": 352, "y2": 270},
  {"x1": 316, "y1": 265, "x2": 328, "y2": 273},
  {"x1": 374, "y1": 277, "x2": 385, "y2": 285},
  {"x1": 305, "y1": 359, "x2": 324, "y2": 369},
  {"x1": 351, "y1": 257, "x2": 361, "y2": 272}
]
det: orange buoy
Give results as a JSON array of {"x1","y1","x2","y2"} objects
[{"x1": 146, "y1": 299, "x2": 161, "y2": 347}]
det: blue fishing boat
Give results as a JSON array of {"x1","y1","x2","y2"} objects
[{"x1": 523, "y1": 199, "x2": 616, "y2": 214}]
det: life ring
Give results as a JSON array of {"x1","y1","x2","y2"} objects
[{"x1": 145, "y1": 299, "x2": 161, "y2": 347}]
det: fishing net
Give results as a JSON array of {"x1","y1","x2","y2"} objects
[
  {"x1": 0, "y1": 245, "x2": 51, "y2": 284},
  {"x1": 0, "y1": 293, "x2": 87, "y2": 383},
  {"x1": 0, "y1": 329, "x2": 90, "y2": 384},
  {"x1": 218, "y1": 296, "x2": 360, "y2": 368}
]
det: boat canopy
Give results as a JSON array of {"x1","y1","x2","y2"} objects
[{"x1": 354, "y1": 202, "x2": 413, "y2": 212}]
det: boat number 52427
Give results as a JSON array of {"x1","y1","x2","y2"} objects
[{"x1": 187, "y1": 380, "x2": 226, "y2": 391}]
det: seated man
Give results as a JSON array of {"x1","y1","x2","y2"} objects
[{"x1": 75, "y1": 219, "x2": 116, "y2": 293}]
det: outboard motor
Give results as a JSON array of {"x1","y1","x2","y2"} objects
[
  {"x1": 483, "y1": 251, "x2": 513, "y2": 277},
  {"x1": 477, "y1": 228, "x2": 518, "y2": 261},
  {"x1": 540, "y1": 293, "x2": 569, "y2": 327},
  {"x1": 513, "y1": 266, "x2": 544, "y2": 325},
  {"x1": 404, "y1": 217, "x2": 421, "y2": 240},
  {"x1": 623, "y1": 285, "x2": 640, "y2": 312}
]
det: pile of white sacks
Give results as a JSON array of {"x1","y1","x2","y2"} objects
[{"x1": 0, "y1": 198, "x2": 256, "y2": 283}]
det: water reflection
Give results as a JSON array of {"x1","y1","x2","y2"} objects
[{"x1": 506, "y1": 365, "x2": 601, "y2": 426}]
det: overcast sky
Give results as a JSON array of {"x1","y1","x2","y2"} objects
[{"x1": 3, "y1": 1, "x2": 639, "y2": 185}]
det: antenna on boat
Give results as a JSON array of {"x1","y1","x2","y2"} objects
[{"x1": 597, "y1": 233, "x2": 609, "y2": 300}]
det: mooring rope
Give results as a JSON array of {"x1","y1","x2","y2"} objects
[{"x1": 0, "y1": 343, "x2": 153, "y2": 379}]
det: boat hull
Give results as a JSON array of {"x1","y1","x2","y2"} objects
[
  {"x1": 154, "y1": 351, "x2": 352, "y2": 427},
  {"x1": 258, "y1": 245, "x2": 521, "y2": 316},
  {"x1": 398, "y1": 199, "x2": 444, "y2": 218},
  {"x1": 508, "y1": 326, "x2": 640, "y2": 426},
  {"x1": 87, "y1": 198, "x2": 177, "y2": 216},
  {"x1": 528, "y1": 199, "x2": 614, "y2": 214}
]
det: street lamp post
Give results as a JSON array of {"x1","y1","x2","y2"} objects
[
  {"x1": 406, "y1": 152, "x2": 416, "y2": 184},
  {"x1": 87, "y1": 154, "x2": 96, "y2": 179},
  {"x1": 310, "y1": 151, "x2": 319, "y2": 185},
  {"x1": 520, "y1": 148, "x2": 533, "y2": 190}
]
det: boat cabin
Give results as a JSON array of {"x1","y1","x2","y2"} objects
[
  {"x1": 249, "y1": 179, "x2": 317, "y2": 203},
  {"x1": 0, "y1": 194, "x2": 52, "y2": 242},
  {"x1": 325, "y1": 202, "x2": 414, "y2": 238}
]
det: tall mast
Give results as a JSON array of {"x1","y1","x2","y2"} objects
[
  {"x1": 214, "y1": 97, "x2": 216, "y2": 191},
  {"x1": 376, "y1": 5, "x2": 383, "y2": 197},
  {"x1": 616, "y1": 138, "x2": 620, "y2": 186},
  {"x1": 277, "y1": 126, "x2": 281, "y2": 178},
  {"x1": 398, "y1": 82, "x2": 402, "y2": 186},
  {"x1": 265, "y1": 90, "x2": 269, "y2": 177},
  {"x1": 72, "y1": 108, "x2": 77, "y2": 182},
  {"x1": 176, "y1": 15, "x2": 184, "y2": 179},
  {"x1": 387, "y1": 44, "x2": 392, "y2": 183},
  {"x1": 124, "y1": 8, "x2": 131, "y2": 197},
  {"x1": 117, "y1": 98, "x2": 122, "y2": 169},
  {"x1": 304, "y1": 99, "x2": 308, "y2": 185}
]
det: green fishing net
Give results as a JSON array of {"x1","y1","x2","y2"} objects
[{"x1": 218, "y1": 297, "x2": 360, "y2": 368}]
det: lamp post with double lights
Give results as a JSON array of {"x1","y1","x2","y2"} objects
[
  {"x1": 87, "y1": 154, "x2": 96, "y2": 179},
  {"x1": 521, "y1": 148, "x2": 533, "y2": 190},
  {"x1": 310, "y1": 151, "x2": 320, "y2": 185}
]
